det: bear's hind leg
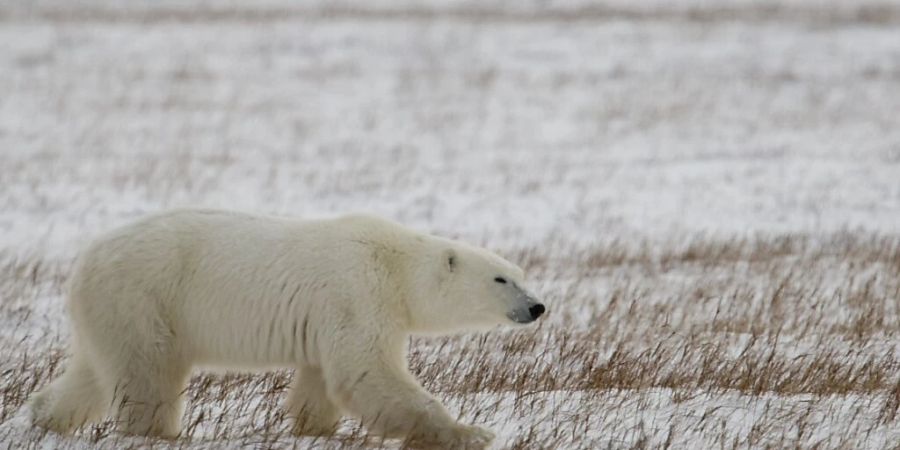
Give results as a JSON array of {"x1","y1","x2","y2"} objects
[
  {"x1": 286, "y1": 365, "x2": 342, "y2": 436},
  {"x1": 30, "y1": 354, "x2": 106, "y2": 433},
  {"x1": 108, "y1": 355, "x2": 189, "y2": 438}
]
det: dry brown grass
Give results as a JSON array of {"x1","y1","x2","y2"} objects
[{"x1": 3, "y1": 231, "x2": 900, "y2": 448}]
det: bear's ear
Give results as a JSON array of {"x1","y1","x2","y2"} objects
[{"x1": 444, "y1": 249, "x2": 457, "y2": 273}]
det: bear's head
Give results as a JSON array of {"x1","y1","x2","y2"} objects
[{"x1": 407, "y1": 237, "x2": 546, "y2": 334}]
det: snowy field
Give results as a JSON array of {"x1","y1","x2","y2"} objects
[{"x1": 2, "y1": 1, "x2": 900, "y2": 448}]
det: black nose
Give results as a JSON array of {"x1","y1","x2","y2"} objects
[{"x1": 528, "y1": 303, "x2": 546, "y2": 320}]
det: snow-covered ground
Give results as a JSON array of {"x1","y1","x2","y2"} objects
[{"x1": 2, "y1": 1, "x2": 900, "y2": 448}]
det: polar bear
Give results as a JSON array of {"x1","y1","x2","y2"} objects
[{"x1": 29, "y1": 209, "x2": 546, "y2": 448}]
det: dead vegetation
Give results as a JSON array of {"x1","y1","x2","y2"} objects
[{"x1": 3, "y1": 231, "x2": 900, "y2": 448}]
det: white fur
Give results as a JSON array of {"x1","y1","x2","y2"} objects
[{"x1": 29, "y1": 209, "x2": 544, "y2": 448}]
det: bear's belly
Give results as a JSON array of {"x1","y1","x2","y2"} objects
[
  {"x1": 177, "y1": 291, "x2": 323, "y2": 369},
  {"x1": 186, "y1": 324, "x2": 309, "y2": 368}
]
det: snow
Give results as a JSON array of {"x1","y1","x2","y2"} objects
[{"x1": 2, "y1": 0, "x2": 900, "y2": 448}]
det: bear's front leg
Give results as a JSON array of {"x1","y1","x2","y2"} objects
[
  {"x1": 323, "y1": 343, "x2": 494, "y2": 450},
  {"x1": 406, "y1": 420, "x2": 495, "y2": 450},
  {"x1": 286, "y1": 365, "x2": 342, "y2": 436}
]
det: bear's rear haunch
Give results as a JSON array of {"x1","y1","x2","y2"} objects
[{"x1": 28, "y1": 209, "x2": 546, "y2": 449}]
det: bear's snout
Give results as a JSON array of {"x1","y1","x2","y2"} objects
[
  {"x1": 507, "y1": 298, "x2": 546, "y2": 324},
  {"x1": 528, "y1": 303, "x2": 546, "y2": 320}
]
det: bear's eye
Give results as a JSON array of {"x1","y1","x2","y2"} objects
[{"x1": 494, "y1": 277, "x2": 507, "y2": 284}]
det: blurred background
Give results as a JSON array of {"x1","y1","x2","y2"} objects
[{"x1": 3, "y1": 0, "x2": 899, "y2": 260}]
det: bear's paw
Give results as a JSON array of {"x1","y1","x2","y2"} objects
[{"x1": 408, "y1": 423, "x2": 495, "y2": 450}]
